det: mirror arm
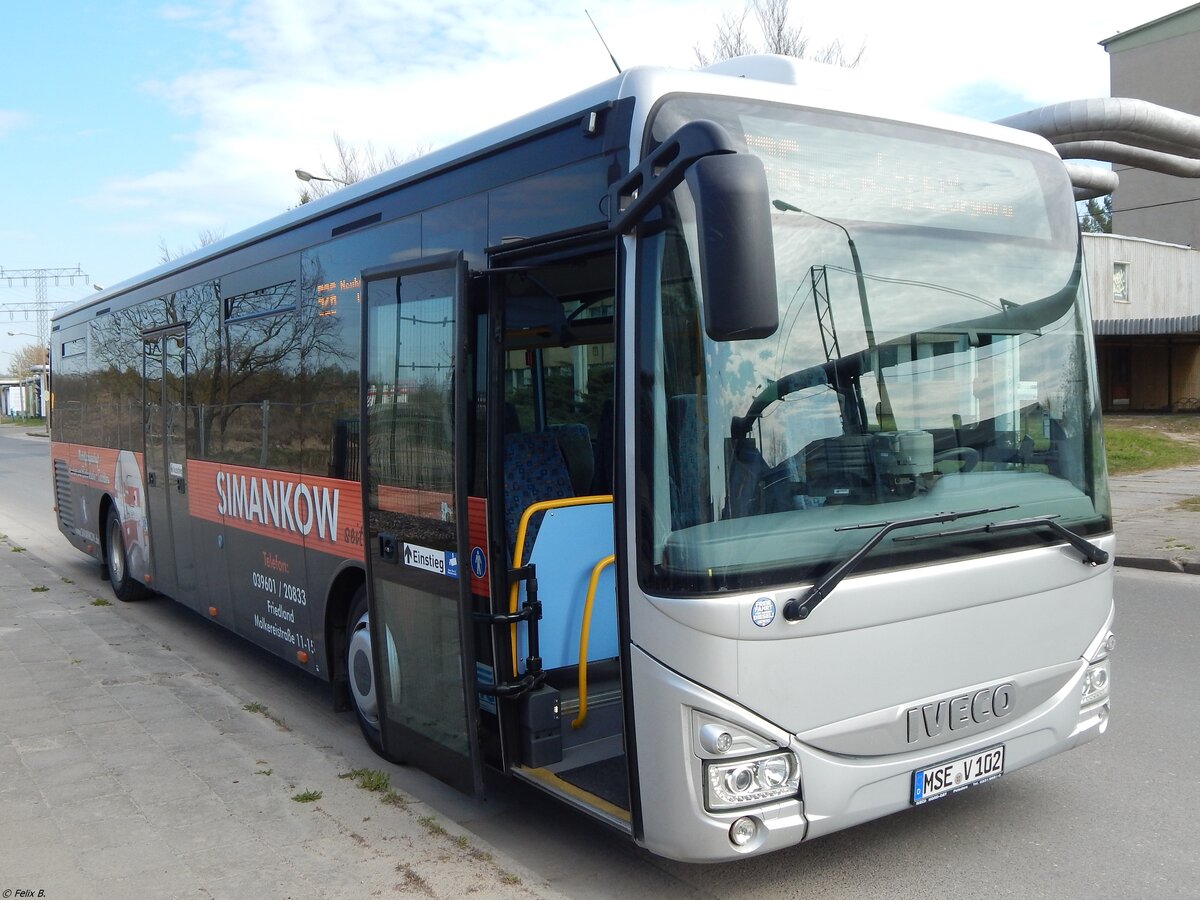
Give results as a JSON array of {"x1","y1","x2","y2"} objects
[{"x1": 609, "y1": 120, "x2": 739, "y2": 233}]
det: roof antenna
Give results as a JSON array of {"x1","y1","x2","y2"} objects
[{"x1": 585, "y1": 9, "x2": 622, "y2": 74}]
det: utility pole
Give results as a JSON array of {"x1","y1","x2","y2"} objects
[{"x1": 0, "y1": 265, "x2": 88, "y2": 350}]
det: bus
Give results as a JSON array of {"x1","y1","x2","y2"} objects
[{"x1": 49, "y1": 55, "x2": 1115, "y2": 862}]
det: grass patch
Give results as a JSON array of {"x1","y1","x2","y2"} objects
[
  {"x1": 90, "y1": 597, "x2": 111, "y2": 607},
  {"x1": 31, "y1": 585, "x2": 48, "y2": 593},
  {"x1": 339, "y1": 767, "x2": 391, "y2": 793},
  {"x1": 418, "y1": 815, "x2": 447, "y2": 837},
  {"x1": 499, "y1": 872, "x2": 522, "y2": 885},
  {"x1": 291, "y1": 789, "x2": 323, "y2": 803},
  {"x1": 11, "y1": 546, "x2": 25, "y2": 552},
  {"x1": 1104, "y1": 424, "x2": 1200, "y2": 475},
  {"x1": 335, "y1": 766, "x2": 407, "y2": 807},
  {"x1": 243, "y1": 701, "x2": 289, "y2": 730},
  {"x1": 396, "y1": 864, "x2": 432, "y2": 895},
  {"x1": 380, "y1": 788, "x2": 407, "y2": 807},
  {"x1": 255, "y1": 768, "x2": 273, "y2": 776},
  {"x1": 1175, "y1": 496, "x2": 1200, "y2": 512}
]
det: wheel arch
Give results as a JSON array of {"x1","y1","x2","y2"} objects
[
  {"x1": 97, "y1": 491, "x2": 117, "y2": 569},
  {"x1": 325, "y1": 563, "x2": 366, "y2": 710}
]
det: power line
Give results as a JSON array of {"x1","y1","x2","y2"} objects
[
  {"x1": 0, "y1": 265, "x2": 88, "y2": 349},
  {"x1": 1112, "y1": 195, "x2": 1200, "y2": 214}
]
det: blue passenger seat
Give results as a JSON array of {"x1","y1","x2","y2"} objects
[
  {"x1": 503, "y1": 431, "x2": 574, "y2": 564},
  {"x1": 549, "y1": 422, "x2": 594, "y2": 495}
]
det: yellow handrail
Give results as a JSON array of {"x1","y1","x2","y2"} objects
[
  {"x1": 509, "y1": 494, "x2": 613, "y2": 677},
  {"x1": 572, "y1": 553, "x2": 616, "y2": 729}
]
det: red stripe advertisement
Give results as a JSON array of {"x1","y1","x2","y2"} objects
[{"x1": 187, "y1": 459, "x2": 365, "y2": 560}]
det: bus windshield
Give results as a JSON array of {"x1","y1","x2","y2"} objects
[{"x1": 637, "y1": 97, "x2": 1109, "y2": 594}]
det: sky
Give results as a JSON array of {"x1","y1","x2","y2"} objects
[{"x1": 0, "y1": 0, "x2": 1192, "y2": 367}]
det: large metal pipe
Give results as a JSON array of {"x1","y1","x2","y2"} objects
[
  {"x1": 997, "y1": 98, "x2": 1200, "y2": 200},
  {"x1": 1063, "y1": 164, "x2": 1119, "y2": 201},
  {"x1": 1056, "y1": 141, "x2": 1200, "y2": 178}
]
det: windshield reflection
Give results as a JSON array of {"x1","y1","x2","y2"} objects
[{"x1": 637, "y1": 99, "x2": 1109, "y2": 595}]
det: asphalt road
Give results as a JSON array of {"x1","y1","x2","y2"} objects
[{"x1": 2, "y1": 424, "x2": 1197, "y2": 898}]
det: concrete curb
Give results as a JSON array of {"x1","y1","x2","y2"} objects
[{"x1": 1115, "y1": 555, "x2": 1188, "y2": 573}]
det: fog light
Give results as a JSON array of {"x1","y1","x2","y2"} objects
[{"x1": 730, "y1": 816, "x2": 758, "y2": 847}]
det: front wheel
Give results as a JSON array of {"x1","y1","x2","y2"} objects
[
  {"x1": 346, "y1": 585, "x2": 385, "y2": 754},
  {"x1": 105, "y1": 507, "x2": 147, "y2": 602}
]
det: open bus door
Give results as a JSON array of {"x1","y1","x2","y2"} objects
[
  {"x1": 361, "y1": 253, "x2": 483, "y2": 795},
  {"x1": 484, "y1": 249, "x2": 632, "y2": 831}
]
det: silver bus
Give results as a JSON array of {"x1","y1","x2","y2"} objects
[{"x1": 50, "y1": 55, "x2": 1114, "y2": 861}]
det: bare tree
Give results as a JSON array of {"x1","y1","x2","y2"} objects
[
  {"x1": 753, "y1": 0, "x2": 807, "y2": 57},
  {"x1": 696, "y1": 8, "x2": 756, "y2": 65},
  {"x1": 6, "y1": 342, "x2": 46, "y2": 377},
  {"x1": 696, "y1": 0, "x2": 864, "y2": 68},
  {"x1": 298, "y1": 134, "x2": 431, "y2": 203},
  {"x1": 158, "y1": 228, "x2": 226, "y2": 265}
]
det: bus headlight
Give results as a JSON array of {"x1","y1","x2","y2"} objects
[
  {"x1": 704, "y1": 751, "x2": 800, "y2": 811},
  {"x1": 1081, "y1": 657, "x2": 1111, "y2": 708}
]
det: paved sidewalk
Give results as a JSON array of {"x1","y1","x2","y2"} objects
[
  {"x1": 1110, "y1": 464, "x2": 1200, "y2": 574},
  {"x1": 0, "y1": 536, "x2": 563, "y2": 900}
]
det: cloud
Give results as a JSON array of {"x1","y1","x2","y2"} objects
[
  {"x1": 85, "y1": 1, "x2": 725, "y2": 245},
  {"x1": 79, "y1": 0, "x2": 1190, "y2": 277},
  {"x1": 0, "y1": 110, "x2": 30, "y2": 139}
]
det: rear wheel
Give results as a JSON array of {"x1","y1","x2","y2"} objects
[
  {"x1": 105, "y1": 507, "x2": 147, "y2": 602},
  {"x1": 346, "y1": 585, "x2": 385, "y2": 754}
]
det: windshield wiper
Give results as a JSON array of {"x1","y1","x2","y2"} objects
[
  {"x1": 894, "y1": 514, "x2": 1110, "y2": 566},
  {"x1": 783, "y1": 506, "x2": 1016, "y2": 622}
]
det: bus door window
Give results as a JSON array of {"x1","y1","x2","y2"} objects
[
  {"x1": 363, "y1": 256, "x2": 482, "y2": 794},
  {"x1": 499, "y1": 257, "x2": 616, "y2": 564},
  {"x1": 142, "y1": 327, "x2": 196, "y2": 595}
]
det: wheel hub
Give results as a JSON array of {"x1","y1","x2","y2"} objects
[{"x1": 347, "y1": 616, "x2": 378, "y2": 725}]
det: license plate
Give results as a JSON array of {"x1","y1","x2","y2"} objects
[{"x1": 911, "y1": 745, "x2": 1004, "y2": 805}]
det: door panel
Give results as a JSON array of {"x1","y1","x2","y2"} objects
[
  {"x1": 143, "y1": 327, "x2": 195, "y2": 597},
  {"x1": 362, "y1": 254, "x2": 482, "y2": 793}
]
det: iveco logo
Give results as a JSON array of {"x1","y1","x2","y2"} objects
[{"x1": 906, "y1": 682, "x2": 1014, "y2": 744}]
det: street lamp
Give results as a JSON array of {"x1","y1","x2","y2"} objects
[
  {"x1": 772, "y1": 199, "x2": 893, "y2": 428},
  {"x1": 771, "y1": 201, "x2": 875, "y2": 349},
  {"x1": 295, "y1": 169, "x2": 348, "y2": 186}
]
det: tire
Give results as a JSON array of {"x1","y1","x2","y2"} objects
[
  {"x1": 346, "y1": 585, "x2": 385, "y2": 754},
  {"x1": 105, "y1": 507, "x2": 147, "y2": 602}
]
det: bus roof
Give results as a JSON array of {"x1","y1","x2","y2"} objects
[{"x1": 58, "y1": 57, "x2": 1057, "y2": 321}]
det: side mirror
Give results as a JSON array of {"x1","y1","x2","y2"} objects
[{"x1": 686, "y1": 154, "x2": 779, "y2": 341}]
